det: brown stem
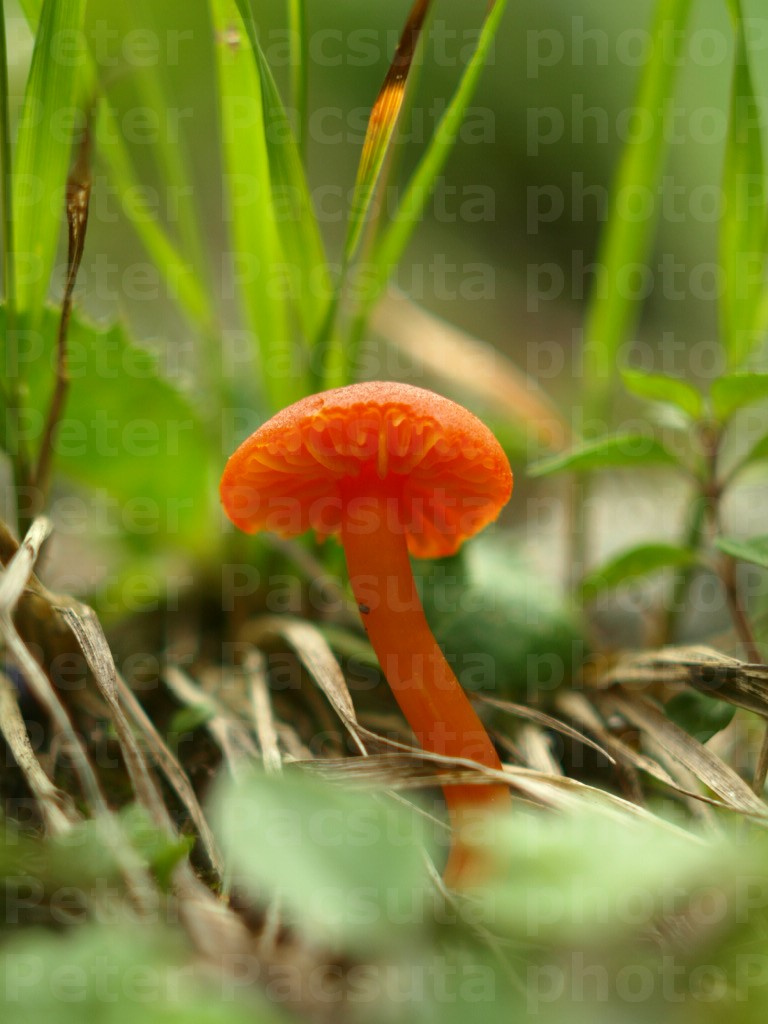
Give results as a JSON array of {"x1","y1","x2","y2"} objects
[{"x1": 33, "y1": 121, "x2": 92, "y2": 513}]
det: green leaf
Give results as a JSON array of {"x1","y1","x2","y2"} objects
[
  {"x1": 719, "y1": 7, "x2": 767, "y2": 368},
  {"x1": 0, "y1": 925, "x2": 287, "y2": 1024},
  {"x1": 665, "y1": 690, "x2": 737, "y2": 744},
  {"x1": 11, "y1": 0, "x2": 87, "y2": 330},
  {"x1": 711, "y1": 372, "x2": 768, "y2": 420},
  {"x1": 418, "y1": 541, "x2": 583, "y2": 699},
  {"x1": 467, "y1": 807, "x2": 740, "y2": 944},
  {"x1": 716, "y1": 535, "x2": 768, "y2": 570},
  {"x1": 621, "y1": 368, "x2": 703, "y2": 420},
  {"x1": 581, "y1": 543, "x2": 698, "y2": 599},
  {"x1": 732, "y1": 429, "x2": 768, "y2": 476},
  {"x1": 581, "y1": 0, "x2": 694, "y2": 417},
  {"x1": 528, "y1": 434, "x2": 681, "y2": 477},
  {"x1": 341, "y1": 0, "x2": 508, "y2": 383},
  {"x1": 211, "y1": 0, "x2": 299, "y2": 412},
  {"x1": 212, "y1": 770, "x2": 434, "y2": 952},
  {"x1": 8, "y1": 306, "x2": 213, "y2": 552}
]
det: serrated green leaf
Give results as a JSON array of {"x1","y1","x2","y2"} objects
[
  {"x1": 621, "y1": 368, "x2": 703, "y2": 420},
  {"x1": 212, "y1": 770, "x2": 433, "y2": 952},
  {"x1": 719, "y1": 7, "x2": 767, "y2": 368},
  {"x1": 716, "y1": 535, "x2": 768, "y2": 570},
  {"x1": 4, "y1": 305, "x2": 212, "y2": 552},
  {"x1": 581, "y1": 543, "x2": 698, "y2": 600},
  {"x1": 528, "y1": 434, "x2": 681, "y2": 477},
  {"x1": 12, "y1": 0, "x2": 87, "y2": 330},
  {"x1": 711, "y1": 372, "x2": 768, "y2": 420}
]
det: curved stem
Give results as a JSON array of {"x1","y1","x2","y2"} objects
[{"x1": 340, "y1": 485, "x2": 510, "y2": 883}]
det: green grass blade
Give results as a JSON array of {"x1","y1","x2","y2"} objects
[
  {"x1": 719, "y1": 4, "x2": 767, "y2": 368},
  {"x1": 580, "y1": 0, "x2": 693, "y2": 421},
  {"x1": 340, "y1": 0, "x2": 508, "y2": 383},
  {"x1": 94, "y1": 102, "x2": 214, "y2": 329},
  {"x1": 343, "y1": 0, "x2": 432, "y2": 265},
  {"x1": 234, "y1": 0, "x2": 330, "y2": 347},
  {"x1": 105, "y1": 1, "x2": 211, "y2": 297},
  {"x1": 287, "y1": 0, "x2": 308, "y2": 164},
  {"x1": 13, "y1": 0, "x2": 214, "y2": 335},
  {"x1": 211, "y1": 0, "x2": 299, "y2": 411},
  {"x1": 12, "y1": 0, "x2": 87, "y2": 329}
]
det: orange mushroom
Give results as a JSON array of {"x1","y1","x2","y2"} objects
[{"x1": 220, "y1": 382, "x2": 512, "y2": 884}]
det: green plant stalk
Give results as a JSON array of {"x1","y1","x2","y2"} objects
[
  {"x1": 580, "y1": 0, "x2": 693, "y2": 425},
  {"x1": 658, "y1": 491, "x2": 708, "y2": 645}
]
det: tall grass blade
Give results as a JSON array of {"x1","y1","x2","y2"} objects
[
  {"x1": 344, "y1": 0, "x2": 432, "y2": 265},
  {"x1": 211, "y1": 0, "x2": 300, "y2": 411},
  {"x1": 14, "y1": 0, "x2": 215, "y2": 333},
  {"x1": 580, "y1": 0, "x2": 693, "y2": 422},
  {"x1": 12, "y1": 0, "x2": 87, "y2": 330},
  {"x1": 233, "y1": 0, "x2": 330, "y2": 348},
  {"x1": 342, "y1": 0, "x2": 508, "y2": 380},
  {"x1": 719, "y1": 4, "x2": 767, "y2": 368},
  {"x1": 287, "y1": 0, "x2": 308, "y2": 164}
]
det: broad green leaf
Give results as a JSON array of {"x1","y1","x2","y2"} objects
[
  {"x1": 711, "y1": 372, "x2": 768, "y2": 420},
  {"x1": 212, "y1": 770, "x2": 433, "y2": 952},
  {"x1": 581, "y1": 543, "x2": 698, "y2": 600},
  {"x1": 621, "y1": 368, "x2": 703, "y2": 420},
  {"x1": 528, "y1": 434, "x2": 681, "y2": 477},
  {"x1": 342, "y1": 0, "x2": 508, "y2": 381},
  {"x1": 232, "y1": 0, "x2": 331, "y2": 347},
  {"x1": 417, "y1": 541, "x2": 583, "y2": 699},
  {"x1": 5, "y1": 306, "x2": 213, "y2": 552},
  {"x1": 665, "y1": 690, "x2": 737, "y2": 744},
  {"x1": 581, "y1": 0, "x2": 694, "y2": 418},
  {"x1": 344, "y1": 0, "x2": 432, "y2": 263},
  {"x1": 716, "y1": 535, "x2": 768, "y2": 570},
  {"x1": 211, "y1": 0, "x2": 299, "y2": 411},
  {"x1": 719, "y1": 6, "x2": 767, "y2": 368}
]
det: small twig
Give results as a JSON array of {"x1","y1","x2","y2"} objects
[{"x1": 33, "y1": 118, "x2": 93, "y2": 512}]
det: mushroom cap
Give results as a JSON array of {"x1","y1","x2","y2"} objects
[{"x1": 220, "y1": 381, "x2": 512, "y2": 558}]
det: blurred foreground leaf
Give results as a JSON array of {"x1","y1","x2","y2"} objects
[
  {"x1": 0, "y1": 925, "x2": 284, "y2": 1024},
  {"x1": 711, "y1": 373, "x2": 768, "y2": 420},
  {"x1": 212, "y1": 770, "x2": 434, "y2": 952}
]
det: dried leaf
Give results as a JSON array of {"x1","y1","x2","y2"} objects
[{"x1": 601, "y1": 689, "x2": 768, "y2": 817}]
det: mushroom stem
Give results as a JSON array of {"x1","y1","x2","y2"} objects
[{"x1": 341, "y1": 485, "x2": 511, "y2": 884}]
